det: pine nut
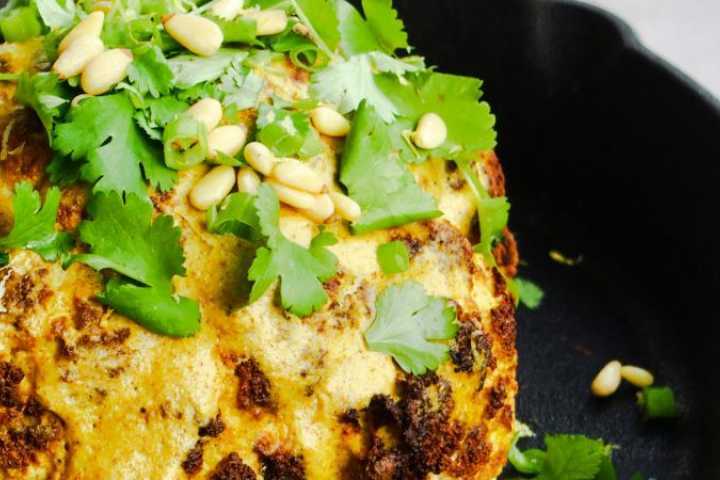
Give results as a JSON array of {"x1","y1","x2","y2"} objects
[
  {"x1": 189, "y1": 165, "x2": 235, "y2": 210},
  {"x1": 208, "y1": 125, "x2": 248, "y2": 160},
  {"x1": 243, "y1": 141, "x2": 275, "y2": 175},
  {"x1": 187, "y1": 98, "x2": 223, "y2": 132},
  {"x1": 311, "y1": 106, "x2": 351, "y2": 137},
  {"x1": 266, "y1": 179, "x2": 316, "y2": 210},
  {"x1": 52, "y1": 35, "x2": 104, "y2": 79},
  {"x1": 236, "y1": 166, "x2": 260, "y2": 194},
  {"x1": 591, "y1": 360, "x2": 622, "y2": 397},
  {"x1": 620, "y1": 365, "x2": 654, "y2": 388},
  {"x1": 271, "y1": 158, "x2": 325, "y2": 194},
  {"x1": 243, "y1": 9, "x2": 287, "y2": 36},
  {"x1": 80, "y1": 48, "x2": 132, "y2": 95},
  {"x1": 300, "y1": 193, "x2": 335, "y2": 223},
  {"x1": 164, "y1": 14, "x2": 223, "y2": 57},
  {"x1": 411, "y1": 112, "x2": 447, "y2": 150},
  {"x1": 209, "y1": 0, "x2": 244, "y2": 20},
  {"x1": 59, "y1": 11, "x2": 104, "y2": 53},
  {"x1": 329, "y1": 192, "x2": 361, "y2": 222}
]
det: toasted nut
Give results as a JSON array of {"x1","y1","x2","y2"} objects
[
  {"x1": 411, "y1": 112, "x2": 447, "y2": 150},
  {"x1": 243, "y1": 141, "x2": 275, "y2": 175},
  {"x1": 329, "y1": 192, "x2": 361, "y2": 222},
  {"x1": 236, "y1": 166, "x2": 260, "y2": 194},
  {"x1": 208, "y1": 125, "x2": 248, "y2": 160},
  {"x1": 164, "y1": 14, "x2": 223, "y2": 57},
  {"x1": 189, "y1": 165, "x2": 235, "y2": 210},
  {"x1": 209, "y1": 0, "x2": 244, "y2": 20},
  {"x1": 311, "y1": 106, "x2": 351, "y2": 137},
  {"x1": 244, "y1": 9, "x2": 287, "y2": 36},
  {"x1": 52, "y1": 35, "x2": 104, "y2": 79},
  {"x1": 266, "y1": 179, "x2": 316, "y2": 210},
  {"x1": 620, "y1": 365, "x2": 654, "y2": 388},
  {"x1": 300, "y1": 193, "x2": 335, "y2": 223},
  {"x1": 591, "y1": 360, "x2": 622, "y2": 397},
  {"x1": 187, "y1": 98, "x2": 223, "y2": 132},
  {"x1": 80, "y1": 48, "x2": 132, "y2": 95},
  {"x1": 271, "y1": 158, "x2": 325, "y2": 194},
  {"x1": 59, "y1": 11, "x2": 104, "y2": 53}
]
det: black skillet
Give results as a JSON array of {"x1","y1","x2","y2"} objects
[{"x1": 389, "y1": 0, "x2": 720, "y2": 478}]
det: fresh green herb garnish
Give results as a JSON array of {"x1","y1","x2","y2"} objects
[
  {"x1": 247, "y1": 184, "x2": 338, "y2": 316},
  {"x1": 134, "y1": 96, "x2": 189, "y2": 140},
  {"x1": 168, "y1": 49, "x2": 248, "y2": 89},
  {"x1": 515, "y1": 277, "x2": 545, "y2": 310},
  {"x1": 15, "y1": 72, "x2": 70, "y2": 139},
  {"x1": 54, "y1": 92, "x2": 175, "y2": 196},
  {"x1": 35, "y1": 0, "x2": 75, "y2": 29},
  {"x1": 364, "y1": 280, "x2": 458, "y2": 375},
  {"x1": 340, "y1": 100, "x2": 440, "y2": 233},
  {"x1": 207, "y1": 192, "x2": 261, "y2": 241},
  {"x1": 127, "y1": 44, "x2": 174, "y2": 98},
  {"x1": 75, "y1": 192, "x2": 200, "y2": 337},
  {"x1": 256, "y1": 104, "x2": 323, "y2": 159},
  {"x1": 638, "y1": 386, "x2": 679, "y2": 419},
  {"x1": 0, "y1": 182, "x2": 72, "y2": 262},
  {"x1": 0, "y1": 5, "x2": 42, "y2": 42},
  {"x1": 377, "y1": 240, "x2": 409, "y2": 274},
  {"x1": 0, "y1": 252, "x2": 8, "y2": 266},
  {"x1": 336, "y1": 0, "x2": 406, "y2": 56}
]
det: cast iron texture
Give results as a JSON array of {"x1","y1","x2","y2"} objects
[{"x1": 392, "y1": 0, "x2": 719, "y2": 478}]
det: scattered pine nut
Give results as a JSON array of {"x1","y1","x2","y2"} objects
[
  {"x1": 411, "y1": 112, "x2": 447, "y2": 150},
  {"x1": 244, "y1": 141, "x2": 276, "y2": 175},
  {"x1": 620, "y1": 365, "x2": 655, "y2": 388},
  {"x1": 59, "y1": 11, "x2": 104, "y2": 53},
  {"x1": 52, "y1": 35, "x2": 104, "y2": 79},
  {"x1": 329, "y1": 191, "x2": 361, "y2": 222},
  {"x1": 243, "y1": 9, "x2": 287, "y2": 36},
  {"x1": 187, "y1": 98, "x2": 223, "y2": 132},
  {"x1": 208, "y1": 125, "x2": 248, "y2": 160},
  {"x1": 271, "y1": 158, "x2": 325, "y2": 194},
  {"x1": 189, "y1": 165, "x2": 235, "y2": 210},
  {"x1": 300, "y1": 193, "x2": 334, "y2": 223},
  {"x1": 209, "y1": 0, "x2": 244, "y2": 20},
  {"x1": 80, "y1": 48, "x2": 133, "y2": 95},
  {"x1": 266, "y1": 179, "x2": 316, "y2": 210},
  {"x1": 164, "y1": 14, "x2": 223, "y2": 57},
  {"x1": 236, "y1": 166, "x2": 260, "y2": 194},
  {"x1": 310, "y1": 106, "x2": 351, "y2": 137},
  {"x1": 591, "y1": 360, "x2": 622, "y2": 397}
]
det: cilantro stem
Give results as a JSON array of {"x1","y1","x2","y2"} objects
[
  {"x1": 455, "y1": 156, "x2": 489, "y2": 200},
  {"x1": 288, "y1": 0, "x2": 341, "y2": 63}
]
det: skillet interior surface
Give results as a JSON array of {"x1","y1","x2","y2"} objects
[{"x1": 391, "y1": 0, "x2": 720, "y2": 477}]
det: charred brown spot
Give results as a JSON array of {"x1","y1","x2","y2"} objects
[
  {"x1": 182, "y1": 441, "x2": 205, "y2": 476},
  {"x1": 0, "y1": 111, "x2": 51, "y2": 187},
  {"x1": 256, "y1": 448, "x2": 305, "y2": 480},
  {"x1": 490, "y1": 284, "x2": 516, "y2": 355},
  {"x1": 199, "y1": 413, "x2": 226, "y2": 438},
  {"x1": 3, "y1": 272, "x2": 36, "y2": 311},
  {"x1": 338, "y1": 408, "x2": 360, "y2": 427},
  {"x1": 150, "y1": 190, "x2": 173, "y2": 212},
  {"x1": 493, "y1": 228, "x2": 519, "y2": 278},
  {"x1": 389, "y1": 232, "x2": 422, "y2": 258},
  {"x1": 73, "y1": 297, "x2": 105, "y2": 330},
  {"x1": 446, "y1": 426, "x2": 492, "y2": 477},
  {"x1": 450, "y1": 319, "x2": 492, "y2": 377},
  {"x1": 484, "y1": 380, "x2": 508, "y2": 420},
  {"x1": 77, "y1": 328, "x2": 131, "y2": 348},
  {"x1": 0, "y1": 362, "x2": 24, "y2": 408},
  {"x1": 483, "y1": 151, "x2": 506, "y2": 198},
  {"x1": 57, "y1": 185, "x2": 87, "y2": 232},
  {"x1": 209, "y1": 452, "x2": 256, "y2": 480},
  {"x1": 235, "y1": 359, "x2": 271, "y2": 410}
]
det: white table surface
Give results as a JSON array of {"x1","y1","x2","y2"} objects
[{"x1": 580, "y1": 0, "x2": 720, "y2": 99}]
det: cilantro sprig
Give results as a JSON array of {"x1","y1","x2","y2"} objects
[
  {"x1": 0, "y1": 182, "x2": 72, "y2": 262},
  {"x1": 364, "y1": 280, "x2": 458, "y2": 375},
  {"x1": 75, "y1": 192, "x2": 200, "y2": 337}
]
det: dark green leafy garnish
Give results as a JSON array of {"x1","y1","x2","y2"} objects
[
  {"x1": 514, "y1": 277, "x2": 545, "y2": 310},
  {"x1": 207, "y1": 192, "x2": 261, "y2": 242}
]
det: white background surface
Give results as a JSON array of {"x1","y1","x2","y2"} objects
[{"x1": 580, "y1": 0, "x2": 720, "y2": 99}]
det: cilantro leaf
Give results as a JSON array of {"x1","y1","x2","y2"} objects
[
  {"x1": 54, "y1": 93, "x2": 175, "y2": 196},
  {"x1": 35, "y1": 0, "x2": 75, "y2": 29},
  {"x1": 515, "y1": 277, "x2": 544, "y2": 310},
  {"x1": 218, "y1": 62, "x2": 265, "y2": 110},
  {"x1": 0, "y1": 5, "x2": 43, "y2": 42},
  {"x1": 99, "y1": 278, "x2": 201, "y2": 337},
  {"x1": 15, "y1": 72, "x2": 70, "y2": 140},
  {"x1": 509, "y1": 434, "x2": 612, "y2": 480},
  {"x1": 377, "y1": 240, "x2": 409, "y2": 274},
  {"x1": 336, "y1": 0, "x2": 380, "y2": 56},
  {"x1": 360, "y1": 0, "x2": 407, "y2": 53},
  {"x1": 290, "y1": 0, "x2": 340, "y2": 57},
  {"x1": 207, "y1": 14, "x2": 257, "y2": 44},
  {"x1": 256, "y1": 104, "x2": 323, "y2": 159},
  {"x1": 75, "y1": 192, "x2": 200, "y2": 337},
  {"x1": 365, "y1": 280, "x2": 458, "y2": 375},
  {"x1": 134, "y1": 96, "x2": 188, "y2": 141},
  {"x1": 207, "y1": 192, "x2": 261, "y2": 242},
  {"x1": 127, "y1": 45, "x2": 174, "y2": 98},
  {"x1": 0, "y1": 182, "x2": 71, "y2": 262},
  {"x1": 340, "y1": 100, "x2": 440, "y2": 234},
  {"x1": 377, "y1": 71, "x2": 497, "y2": 159},
  {"x1": 247, "y1": 184, "x2": 338, "y2": 317},
  {"x1": 168, "y1": 49, "x2": 248, "y2": 89}
]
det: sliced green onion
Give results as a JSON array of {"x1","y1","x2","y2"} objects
[
  {"x1": 377, "y1": 241, "x2": 409, "y2": 274},
  {"x1": 162, "y1": 113, "x2": 208, "y2": 170},
  {"x1": 0, "y1": 6, "x2": 43, "y2": 43},
  {"x1": 638, "y1": 386, "x2": 679, "y2": 419}
]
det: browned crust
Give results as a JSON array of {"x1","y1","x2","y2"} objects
[
  {"x1": 484, "y1": 151, "x2": 520, "y2": 279},
  {"x1": 209, "y1": 452, "x2": 257, "y2": 480},
  {"x1": 235, "y1": 358, "x2": 272, "y2": 412}
]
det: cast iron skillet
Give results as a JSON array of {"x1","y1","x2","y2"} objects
[{"x1": 390, "y1": 0, "x2": 719, "y2": 478}]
